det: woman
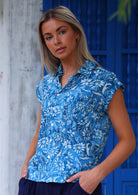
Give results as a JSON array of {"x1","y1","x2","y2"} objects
[{"x1": 18, "y1": 6, "x2": 136, "y2": 195}]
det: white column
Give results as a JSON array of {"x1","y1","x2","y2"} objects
[
  {"x1": 0, "y1": 0, "x2": 42, "y2": 194},
  {"x1": 0, "y1": 0, "x2": 10, "y2": 194}
]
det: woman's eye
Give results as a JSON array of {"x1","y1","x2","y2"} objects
[
  {"x1": 45, "y1": 36, "x2": 52, "y2": 40},
  {"x1": 59, "y1": 30, "x2": 66, "y2": 35}
]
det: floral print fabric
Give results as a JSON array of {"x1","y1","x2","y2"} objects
[{"x1": 27, "y1": 60, "x2": 123, "y2": 183}]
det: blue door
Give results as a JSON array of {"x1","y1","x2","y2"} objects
[
  {"x1": 113, "y1": 3, "x2": 138, "y2": 195},
  {"x1": 43, "y1": 0, "x2": 138, "y2": 194}
]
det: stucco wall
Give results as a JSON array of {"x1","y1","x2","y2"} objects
[{"x1": 0, "y1": 0, "x2": 42, "y2": 194}]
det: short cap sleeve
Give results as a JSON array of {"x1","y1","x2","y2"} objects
[
  {"x1": 36, "y1": 80, "x2": 43, "y2": 105},
  {"x1": 103, "y1": 72, "x2": 124, "y2": 112}
]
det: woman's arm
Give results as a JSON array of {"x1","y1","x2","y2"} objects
[
  {"x1": 97, "y1": 87, "x2": 136, "y2": 179},
  {"x1": 67, "y1": 88, "x2": 136, "y2": 194},
  {"x1": 20, "y1": 104, "x2": 41, "y2": 178}
]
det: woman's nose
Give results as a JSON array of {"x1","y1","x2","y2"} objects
[{"x1": 54, "y1": 35, "x2": 61, "y2": 45}]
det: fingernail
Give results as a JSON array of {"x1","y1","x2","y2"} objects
[{"x1": 66, "y1": 179, "x2": 70, "y2": 182}]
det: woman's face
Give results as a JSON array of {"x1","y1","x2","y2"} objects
[{"x1": 41, "y1": 18, "x2": 79, "y2": 63}]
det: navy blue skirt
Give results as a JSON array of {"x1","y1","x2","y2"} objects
[{"x1": 18, "y1": 178, "x2": 101, "y2": 195}]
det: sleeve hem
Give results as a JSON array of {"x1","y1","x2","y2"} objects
[{"x1": 104, "y1": 83, "x2": 124, "y2": 112}]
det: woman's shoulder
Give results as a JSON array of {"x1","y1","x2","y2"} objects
[
  {"x1": 92, "y1": 64, "x2": 117, "y2": 82},
  {"x1": 37, "y1": 73, "x2": 55, "y2": 87},
  {"x1": 35, "y1": 74, "x2": 55, "y2": 103},
  {"x1": 87, "y1": 61, "x2": 124, "y2": 90},
  {"x1": 86, "y1": 60, "x2": 114, "y2": 77}
]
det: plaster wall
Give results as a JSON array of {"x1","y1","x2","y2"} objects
[{"x1": 0, "y1": 0, "x2": 42, "y2": 194}]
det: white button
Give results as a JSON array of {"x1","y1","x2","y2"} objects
[
  {"x1": 47, "y1": 155, "x2": 50, "y2": 159},
  {"x1": 50, "y1": 139, "x2": 52, "y2": 142},
  {"x1": 51, "y1": 123, "x2": 53, "y2": 126}
]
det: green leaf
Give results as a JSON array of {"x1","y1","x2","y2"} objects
[
  {"x1": 127, "y1": 0, "x2": 131, "y2": 18},
  {"x1": 108, "y1": 11, "x2": 119, "y2": 21}
]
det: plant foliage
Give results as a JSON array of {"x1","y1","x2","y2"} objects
[{"x1": 109, "y1": 0, "x2": 138, "y2": 23}]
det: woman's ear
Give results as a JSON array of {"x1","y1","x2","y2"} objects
[{"x1": 76, "y1": 31, "x2": 80, "y2": 41}]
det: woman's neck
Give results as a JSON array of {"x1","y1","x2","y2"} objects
[{"x1": 61, "y1": 59, "x2": 81, "y2": 76}]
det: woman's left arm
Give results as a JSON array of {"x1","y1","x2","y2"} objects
[
  {"x1": 67, "y1": 87, "x2": 136, "y2": 194},
  {"x1": 99, "y1": 87, "x2": 136, "y2": 178}
]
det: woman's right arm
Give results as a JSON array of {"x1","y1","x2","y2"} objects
[{"x1": 20, "y1": 104, "x2": 41, "y2": 178}]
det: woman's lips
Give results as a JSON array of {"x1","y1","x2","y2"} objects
[{"x1": 56, "y1": 47, "x2": 66, "y2": 53}]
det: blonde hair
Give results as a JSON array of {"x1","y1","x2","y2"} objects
[{"x1": 38, "y1": 6, "x2": 99, "y2": 75}]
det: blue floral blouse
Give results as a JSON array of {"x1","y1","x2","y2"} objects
[{"x1": 27, "y1": 60, "x2": 123, "y2": 183}]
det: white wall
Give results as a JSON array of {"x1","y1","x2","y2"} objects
[{"x1": 0, "y1": 0, "x2": 42, "y2": 194}]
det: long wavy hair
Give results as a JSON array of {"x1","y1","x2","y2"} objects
[{"x1": 38, "y1": 6, "x2": 99, "y2": 75}]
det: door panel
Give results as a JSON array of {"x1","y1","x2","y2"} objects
[{"x1": 114, "y1": 5, "x2": 138, "y2": 194}]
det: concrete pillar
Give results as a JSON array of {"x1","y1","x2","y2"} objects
[
  {"x1": 0, "y1": 0, "x2": 42, "y2": 194},
  {"x1": 0, "y1": 0, "x2": 10, "y2": 193}
]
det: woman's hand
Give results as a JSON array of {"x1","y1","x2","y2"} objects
[
  {"x1": 66, "y1": 166, "x2": 102, "y2": 194},
  {"x1": 21, "y1": 164, "x2": 28, "y2": 178}
]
